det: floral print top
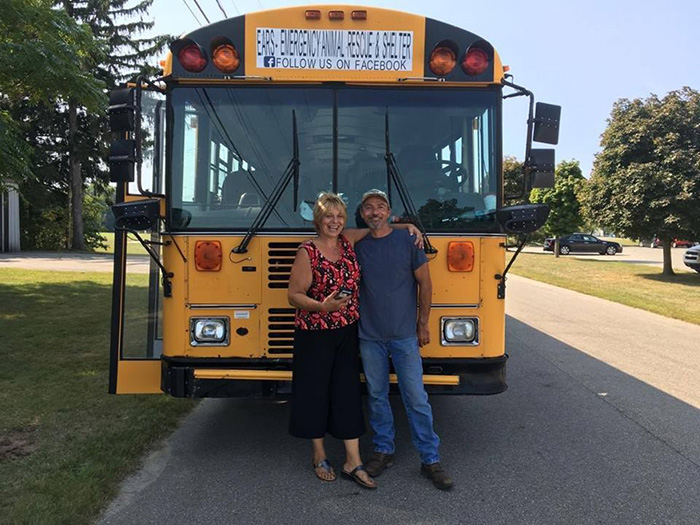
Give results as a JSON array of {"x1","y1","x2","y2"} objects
[{"x1": 295, "y1": 234, "x2": 361, "y2": 330}]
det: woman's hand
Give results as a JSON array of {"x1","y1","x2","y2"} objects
[
  {"x1": 406, "y1": 224, "x2": 425, "y2": 249},
  {"x1": 320, "y1": 291, "x2": 350, "y2": 312}
]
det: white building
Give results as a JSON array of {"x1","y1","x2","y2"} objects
[{"x1": 1, "y1": 182, "x2": 21, "y2": 252}]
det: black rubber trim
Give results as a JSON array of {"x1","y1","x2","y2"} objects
[
  {"x1": 160, "y1": 355, "x2": 507, "y2": 398},
  {"x1": 108, "y1": 182, "x2": 127, "y2": 394}
]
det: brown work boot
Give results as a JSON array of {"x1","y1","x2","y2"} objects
[
  {"x1": 364, "y1": 452, "x2": 394, "y2": 477},
  {"x1": 421, "y1": 462, "x2": 454, "y2": 490}
]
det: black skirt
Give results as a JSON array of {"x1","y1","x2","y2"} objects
[{"x1": 289, "y1": 322, "x2": 365, "y2": 440}]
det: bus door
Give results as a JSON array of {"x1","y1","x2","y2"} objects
[{"x1": 108, "y1": 88, "x2": 166, "y2": 394}]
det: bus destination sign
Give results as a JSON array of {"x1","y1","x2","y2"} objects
[{"x1": 256, "y1": 28, "x2": 414, "y2": 71}]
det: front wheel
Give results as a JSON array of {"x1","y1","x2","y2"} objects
[
  {"x1": 606, "y1": 246, "x2": 617, "y2": 255},
  {"x1": 559, "y1": 245, "x2": 570, "y2": 255}
]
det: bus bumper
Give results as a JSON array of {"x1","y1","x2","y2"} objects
[
  {"x1": 419, "y1": 356, "x2": 507, "y2": 395},
  {"x1": 160, "y1": 355, "x2": 507, "y2": 398}
]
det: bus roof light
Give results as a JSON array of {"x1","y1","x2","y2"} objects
[
  {"x1": 329, "y1": 10, "x2": 344, "y2": 20},
  {"x1": 462, "y1": 46, "x2": 490, "y2": 76},
  {"x1": 447, "y1": 241, "x2": 475, "y2": 272},
  {"x1": 178, "y1": 43, "x2": 207, "y2": 72},
  {"x1": 305, "y1": 10, "x2": 321, "y2": 20},
  {"x1": 429, "y1": 42, "x2": 457, "y2": 76},
  {"x1": 212, "y1": 44, "x2": 240, "y2": 73},
  {"x1": 351, "y1": 10, "x2": 367, "y2": 20},
  {"x1": 195, "y1": 241, "x2": 222, "y2": 271}
]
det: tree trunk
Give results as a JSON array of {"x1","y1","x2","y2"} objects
[
  {"x1": 68, "y1": 100, "x2": 85, "y2": 251},
  {"x1": 662, "y1": 240, "x2": 674, "y2": 276},
  {"x1": 554, "y1": 238, "x2": 560, "y2": 258}
]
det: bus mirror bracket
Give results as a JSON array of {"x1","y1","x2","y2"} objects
[
  {"x1": 111, "y1": 199, "x2": 177, "y2": 298},
  {"x1": 502, "y1": 80, "x2": 561, "y2": 200}
]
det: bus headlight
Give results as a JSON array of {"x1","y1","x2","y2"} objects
[
  {"x1": 441, "y1": 317, "x2": 478, "y2": 346},
  {"x1": 190, "y1": 317, "x2": 229, "y2": 346}
]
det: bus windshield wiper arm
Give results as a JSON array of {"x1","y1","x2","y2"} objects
[
  {"x1": 384, "y1": 109, "x2": 437, "y2": 254},
  {"x1": 233, "y1": 111, "x2": 300, "y2": 254}
]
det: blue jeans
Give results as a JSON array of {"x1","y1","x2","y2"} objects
[{"x1": 359, "y1": 336, "x2": 440, "y2": 465}]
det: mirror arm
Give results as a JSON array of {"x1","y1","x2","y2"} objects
[
  {"x1": 133, "y1": 76, "x2": 166, "y2": 198},
  {"x1": 502, "y1": 79, "x2": 536, "y2": 201},
  {"x1": 116, "y1": 225, "x2": 173, "y2": 297},
  {"x1": 494, "y1": 235, "x2": 528, "y2": 299}
]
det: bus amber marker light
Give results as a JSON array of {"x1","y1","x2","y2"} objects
[
  {"x1": 329, "y1": 10, "x2": 345, "y2": 20},
  {"x1": 305, "y1": 9, "x2": 321, "y2": 20},
  {"x1": 462, "y1": 47, "x2": 489, "y2": 75},
  {"x1": 447, "y1": 241, "x2": 475, "y2": 271},
  {"x1": 212, "y1": 44, "x2": 240, "y2": 73},
  {"x1": 178, "y1": 44, "x2": 207, "y2": 72},
  {"x1": 195, "y1": 241, "x2": 222, "y2": 271},
  {"x1": 429, "y1": 46, "x2": 457, "y2": 76}
]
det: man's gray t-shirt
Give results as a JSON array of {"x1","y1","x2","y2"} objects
[{"x1": 355, "y1": 229, "x2": 428, "y2": 340}]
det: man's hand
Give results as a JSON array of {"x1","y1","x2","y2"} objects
[{"x1": 417, "y1": 321, "x2": 430, "y2": 347}]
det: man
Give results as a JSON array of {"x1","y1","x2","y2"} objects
[{"x1": 354, "y1": 189, "x2": 453, "y2": 490}]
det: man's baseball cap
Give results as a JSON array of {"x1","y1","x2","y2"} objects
[{"x1": 361, "y1": 188, "x2": 390, "y2": 206}]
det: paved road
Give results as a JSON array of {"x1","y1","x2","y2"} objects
[
  {"x1": 100, "y1": 275, "x2": 700, "y2": 525},
  {"x1": 524, "y1": 244, "x2": 697, "y2": 273},
  {"x1": 0, "y1": 251, "x2": 150, "y2": 273}
]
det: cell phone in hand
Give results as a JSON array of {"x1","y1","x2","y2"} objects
[{"x1": 335, "y1": 288, "x2": 352, "y2": 300}]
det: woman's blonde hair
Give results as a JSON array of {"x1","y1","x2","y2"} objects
[{"x1": 313, "y1": 192, "x2": 347, "y2": 231}]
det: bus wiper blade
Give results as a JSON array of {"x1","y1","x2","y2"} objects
[
  {"x1": 233, "y1": 111, "x2": 300, "y2": 254},
  {"x1": 384, "y1": 109, "x2": 437, "y2": 254}
]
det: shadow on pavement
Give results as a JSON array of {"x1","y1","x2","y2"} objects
[{"x1": 101, "y1": 316, "x2": 700, "y2": 525}]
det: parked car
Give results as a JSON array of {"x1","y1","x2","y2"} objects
[
  {"x1": 683, "y1": 245, "x2": 700, "y2": 273},
  {"x1": 543, "y1": 233, "x2": 623, "y2": 255},
  {"x1": 651, "y1": 236, "x2": 695, "y2": 248}
]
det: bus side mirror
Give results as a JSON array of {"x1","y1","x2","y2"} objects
[
  {"x1": 497, "y1": 204, "x2": 549, "y2": 234},
  {"x1": 109, "y1": 88, "x2": 137, "y2": 132},
  {"x1": 528, "y1": 148, "x2": 555, "y2": 188},
  {"x1": 108, "y1": 87, "x2": 139, "y2": 182},
  {"x1": 112, "y1": 199, "x2": 160, "y2": 231},
  {"x1": 109, "y1": 139, "x2": 136, "y2": 182},
  {"x1": 533, "y1": 102, "x2": 561, "y2": 145}
]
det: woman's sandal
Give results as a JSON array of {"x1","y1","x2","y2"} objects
[
  {"x1": 341, "y1": 464, "x2": 377, "y2": 490},
  {"x1": 313, "y1": 459, "x2": 336, "y2": 482}
]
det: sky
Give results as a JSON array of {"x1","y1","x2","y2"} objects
[{"x1": 146, "y1": 0, "x2": 700, "y2": 177}]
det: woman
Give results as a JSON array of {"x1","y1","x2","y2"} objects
[{"x1": 287, "y1": 192, "x2": 421, "y2": 489}]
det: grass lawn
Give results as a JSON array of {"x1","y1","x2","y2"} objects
[
  {"x1": 0, "y1": 269, "x2": 196, "y2": 524},
  {"x1": 93, "y1": 232, "x2": 148, "y2": 256},
  {"x1": 510, "y1": 252, "x2": 700, "y2": 325}
]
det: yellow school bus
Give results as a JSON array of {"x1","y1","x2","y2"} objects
[{"x1": 107, "y1": 5, "x2": 559, "y2": 396}]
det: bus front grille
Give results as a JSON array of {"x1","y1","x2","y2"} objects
[
  {"x1": 267, "y1": 307, "x2": 294, "y2": 354},
  {"x1": 267, "y1": 242, "x2": 299, "y2": 289}
]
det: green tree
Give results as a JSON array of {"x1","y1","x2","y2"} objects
[
  {"x1": 582, "y1": 88, "x2": 700, "y2": 275},
  {"x1": 0, "y1": 0, "x2": 103, "y2": 184},
  {"x1": 60, "y1": 0, "x2": 168, "y2": 250},
  {"x1": 531, "y1": 160, "x2": 586, "y2": 239},
  {"x1": 12, "y1": 1, "x2": 168, "y2": 250}
]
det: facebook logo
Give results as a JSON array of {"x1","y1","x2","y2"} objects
[{"x1": 264, "y1": 56, "x2": 276, "y2": 67}]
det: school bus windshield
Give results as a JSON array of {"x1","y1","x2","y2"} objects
[{"x1": 170, "y1": 86, "x2": 500, "y2": 232}]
